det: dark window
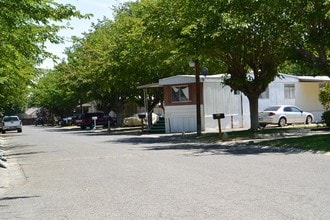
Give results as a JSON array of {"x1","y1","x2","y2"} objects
[
  {"x1": 171, "y1": 86, "x2": 189, "y2": 102},
  {"x1": 284, "y1": 84, "x2": 295, "y2": 99}
]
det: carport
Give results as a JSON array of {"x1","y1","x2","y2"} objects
[{"x1": 137, "y1": 83, "x2": 163, "y2": 129}]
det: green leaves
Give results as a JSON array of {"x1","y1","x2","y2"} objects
[
  {"x1": 29, "y1": 0, "x2": 329, "y2": 126},
  {"x1": 319, "y1": 83, "x2": 330, "y2": 110},
  {"x1": 0, "y1": 0, "x2": 86, "y2": 114}
]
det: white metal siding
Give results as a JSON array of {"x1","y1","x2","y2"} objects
[
  {"x1": 165, "y1": 105, "x2": 205, "y2": 133},
  {"x1": 203, "y1": 82, "x2": 248, "y2": 131},
  {"x1": 162, "y1": 74, "x2": 328, "y2": 133}
]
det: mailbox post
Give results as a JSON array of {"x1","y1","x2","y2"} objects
[
  {"x1": 92, "y1": 116, "x2": 98, "y2": 129},
  {"x1": 213, "y1": 113, "x2": 225, "y2": 138},
  {"x1": 138, "y1": 113, "x2": 146, "y2": 132}
]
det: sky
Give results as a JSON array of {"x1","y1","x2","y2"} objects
[{"x1": 40, "y1": 0, "x2": 131, "y2": 69}]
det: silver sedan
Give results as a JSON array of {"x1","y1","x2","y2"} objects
[{"x1": 259, "y1": 105, "x2": 314, "y2": 127}]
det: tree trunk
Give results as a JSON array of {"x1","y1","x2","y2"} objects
[{"x1": 247, "y1": 95, "x2": 259, "y2": 131}]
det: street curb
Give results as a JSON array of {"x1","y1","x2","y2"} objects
[{"x1": 0, "y1": 137, "x2": 9, "y2": 194}]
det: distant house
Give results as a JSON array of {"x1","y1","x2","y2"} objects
[{"x1": 158, "y1": 74, "x2": 330, "y2": 133}]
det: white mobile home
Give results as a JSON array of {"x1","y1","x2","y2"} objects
[{"x1": 159, "y1": 74, "x2": 330, "y2": 133}]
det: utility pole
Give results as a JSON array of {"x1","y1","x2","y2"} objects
[{"x1": 194, "y1": 59, "x2": 202, "y2": 135}]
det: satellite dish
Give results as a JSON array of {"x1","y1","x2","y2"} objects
[{"x1": 201, "y1": 67, "x2": 208, "y2": 76}]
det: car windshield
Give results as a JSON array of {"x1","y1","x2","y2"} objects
[
  {"x1": 3, "y1": 116, "x2": 19, "y2": 122},
  {"x1": 264, "y1": 106, "x2": 281, "y2": 111}
]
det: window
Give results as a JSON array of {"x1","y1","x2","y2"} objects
[
  {"x1": 284, "y1": 84, "x2": 295, "y2": 99},
  {"x1": 171, "y1": 85, "x2": 189, "y2": 102},
  {"x1": 259, "y1": 87, "x2": 269, "y2": 99}
]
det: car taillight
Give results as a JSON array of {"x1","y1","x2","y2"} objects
[{"x1": 269, "y1": 112, "x2": 275, "y2": 116}]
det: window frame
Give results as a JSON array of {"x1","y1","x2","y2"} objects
[
  {"x1": 171, "y1": 85, "x2": 190, "y2": 103},
  {"x1": 284, "y1": 84, "x2": 295, "y2": 99}
]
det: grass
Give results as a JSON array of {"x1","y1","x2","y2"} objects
[
  {"x1": 189, "y1": 125, "x2": 330, "y2": 152},
  {"x1": 256, "y1": 134, "x2": 330, "y2": 152}
]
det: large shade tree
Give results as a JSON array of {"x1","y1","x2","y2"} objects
[
  {"x1": 30, "y1": 67, "x2": 77, "y2": 117},
  {"x1": 142, "y1": 0, "x2": 303, "y2": 130},
  {"x1": 58, "y1": 2, "x2": 193, "y2": 115},
  {"x1": 0, "y1": 0, "x2": 86, "y2": 115},
  {"x1": 35, "y1": 1, "x2": 226, "y2": 117},
  {"x1": 290, "y1": 0, "x2": 330, "y2": 76}
]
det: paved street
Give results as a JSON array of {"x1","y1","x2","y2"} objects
[{"x1": 0, "y1": 126, "x2": 330, "y2": 219}]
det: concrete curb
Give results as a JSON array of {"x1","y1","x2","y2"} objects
[{"x1": 0, "y1": 137, "x2": 9, "y2": 194}]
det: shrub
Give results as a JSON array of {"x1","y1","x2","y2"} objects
[
  {"x1": 322, "y1": 110, "x2": 330, "y2": 127},
  {"x1": 319, "y1": 83, "x2": 330, "y2": 110}
]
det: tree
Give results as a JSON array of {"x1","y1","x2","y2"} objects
[
  {"x1": 289, "y1": 0, "x2": 330, "y2": 76},
  {"x1": 0, "y1": 0, "x2": 87, "y2": 114},
  {"x1": 61, "y1": 2, "x2": 193, "y2": 115},
  {"x1": 319, "y1": 83, "x2": 330, "y2": 110},
  {"x1": 29, "y1": 67, "x2": 78, "y2": 117},
  {"x1": 143, "y1": 0, "x2": 295, "y2": 130}
]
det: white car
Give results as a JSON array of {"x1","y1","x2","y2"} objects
[
  {"x1": 259, "y1": 105, "x2": 314, "y2": 127},
  {"x1": 1, "y1": 116, "x2": 23, "y2": 133}
]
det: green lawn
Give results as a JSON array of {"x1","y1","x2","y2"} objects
[
  {"x1": 190, "y1": 127, "x2": 330, "y2": 152},
  {"x1": 256, "y1": 134, "x2": 330, "y2": 152}
]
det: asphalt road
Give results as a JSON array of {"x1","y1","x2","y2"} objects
[{"x1": 0, "y1": 126, "x2": 330, "y2": 219}]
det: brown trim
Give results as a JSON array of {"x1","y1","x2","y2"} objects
[{"x1": 163, "y1": 83, "x2": 203, "y2": 106}]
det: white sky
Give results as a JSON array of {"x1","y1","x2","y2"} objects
[{"x1": 40, "y1": 0, "x2": 131, "y2": 69}]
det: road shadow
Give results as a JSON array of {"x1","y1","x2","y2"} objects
[
  {"x1": 143, "y1": 143, "x2": 306, "y2": 156},
  {"x1": 1, "y1": 143, "x2": 35, "y2": 151},
  {"x1": 5, "y1": 151, "x2": 46, "y2": 158},
  {"x1": 45, "y1": 126, "x2": 142, "y2": 137},
  {"x1": 0, "y1": 195, "x2": 40, "y2": 201},
  {"x1": 110, "y1": 135, "x2": 307, "y2": 156},
  {"x1": 111, "y1": 135, "x2": 189, "y2": 144}
]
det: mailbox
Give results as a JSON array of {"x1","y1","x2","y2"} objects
[
  {"x1": 92, "y1": 116, "x2": 98, "y2": 120},
  {"x1": 213, "y1": 113, "x2": 225, "y2": 119},
  {"x1": 138, "y1": 113, "x2": 146, "y2": 119}
]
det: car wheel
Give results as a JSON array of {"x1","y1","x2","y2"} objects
[
  {"x1": 17, "y1": 128, "x2": 22, "y2": 133},
  {"x1": 306, "y1": 115, "x2": 312, "y2": 124},
  {"x1": 259, "y1": 123, "x2": 267, "y2": 128},
  {"x1": 2, "y1": 130, "x2": 6, "y2": 134},
  {"x1": 278, "y1": 117, "x2": 286, "y2": 127}
]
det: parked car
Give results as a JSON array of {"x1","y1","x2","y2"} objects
[
  {"x1": 259, "y1": 105, "x2": 314, "y2": 127},
  {"x1": 1, "y1": 116, "x2": 22, "y2": 133},
  {"x1": 59, "y1": 115, "x2": 78, "y2": 127},
  {"x1": 75, "y1": 112, "x2": 116, "y2": 129},
  {"x1": 122, "y1": 113, "x2": 159, "y2": 127},
  {"x1": 35, "y1": 117, "x2": 45, "y2": 126}
]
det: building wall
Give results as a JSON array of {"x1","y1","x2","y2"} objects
[
  {"x1": 258, "y1": 77, "x2": 325, "y2": 122},
  {"x1": 163, "y1": 83, "x2": 203, "y2": 106},
  {"x1": 162, "y1": 74, "x2": 327, "y2": 133},
  {"x1": 165, "y1": 105, "x2": 204, "y2": 133},
  {"x1": 295, "y1": 82, "x2": 325, "y2": 122},
  {"x1": 203, "y1": 82, "x2": 248, "y2": 131},
  {"x1": 259, "y1": 80, "x2": 296, "y2": 110},
  {"x1": 163, "y1": 82, "x2": 205, "y2": 133}
]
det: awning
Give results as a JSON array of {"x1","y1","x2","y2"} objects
[{"x1": 137, "y1": 83, "x2": 162, "y2": 89}]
